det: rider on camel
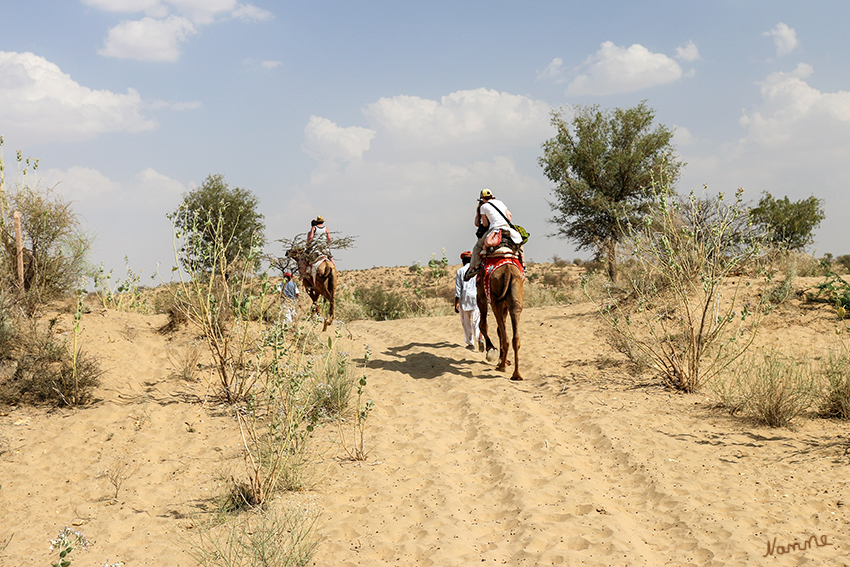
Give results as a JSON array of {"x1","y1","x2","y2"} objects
[{"x1": 464, "y1": 189, "x2": 523, "y2": 281}]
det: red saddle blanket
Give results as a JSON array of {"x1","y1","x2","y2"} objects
[{"x1": 481, "y1": 256, "x2": 525, "y2": 303}]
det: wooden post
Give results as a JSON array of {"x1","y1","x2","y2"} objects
[{"x1": 14, "y1": 211, "x2": 23, "y2": 289}]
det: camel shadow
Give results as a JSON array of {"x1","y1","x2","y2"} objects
[{"x1": 371, "y1": 341, "x2": 486, "y2": 380}]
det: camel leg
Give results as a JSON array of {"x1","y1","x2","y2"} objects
[
  {"x1": 493, "y1": 301, "x2": 510, "y2": 372},
  {"x1": 509, "y1": 307, "x2": 522, "y2": 381}
]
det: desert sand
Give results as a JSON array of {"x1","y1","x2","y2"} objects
[{"x1": 1, "y1": 267, "x2": 848, "y2": 566}]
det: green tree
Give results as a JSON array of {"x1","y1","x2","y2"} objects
[
  {"x1": 749, "y1": 192, "x2": 825, "y2": 251},
  {"x1": 170, "y1": 174, "x2": 265, "y2": 275},
  {"x1": 539, "y1": 101, "x2": 683, "y2": 280}
]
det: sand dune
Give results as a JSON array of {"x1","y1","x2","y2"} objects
[{"x1": 1, "y1": 272, "x2": 849, "y2": 566}]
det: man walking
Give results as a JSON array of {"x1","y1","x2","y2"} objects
[{"x1": 455, "y1": 251, "x2": 483, "y2": 351}]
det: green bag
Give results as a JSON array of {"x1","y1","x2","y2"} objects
[{"x1": 514, "y1": 224, "x2": 530, "y2": 244}]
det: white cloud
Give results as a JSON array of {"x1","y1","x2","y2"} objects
[
  {"x1": 681, "y1": 64, "x2": 850, "y2": 255},
  {"x1": 82, "y1": 0, "x2": 169, "y2": 17},
  {"x1": 89, "y1": 0, "x2": 273, "y2": 61},
  {"x1": 675, "y1": 41, "x2": 700, "y2": 62},
  {"x1": 41, "y1": 166, "x2": 120, "y2": 201},
  {"x1": 98, "y1": 15, "x2": 197, "y2": 62},
  {"x1": 537, "y1": 57, "x2": 565, "y2": 82},
  {"x1": 362, "y1": 88, "x2": 552, "y2": 158},
  {"x1": 231, "y1": 3, "x2": 274, "y2": 22},
  {"x1": 567, "y1": 42, "x2": 683, "y2": 95},
  {"x1": 763, "y1": 22, "x2": 799, "y2": 56},
  {"x1": 0, "y1": 51, "x2": 157, "y2": 145},
  {"x1": 672, "y1": 125, "x2": 694, "y2": 146},
  {"x1": 301, "y1": 116, "x2": 376, "y2": 166},
  {"x1": 738, "y1": 63, "x2": 850, "y2": 147},
  {"x1": 41, "y1": 165, "x2": 185, "y2": 210}
]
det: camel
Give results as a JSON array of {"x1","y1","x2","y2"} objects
[
  {"x1": 285, "y1": 247, "x2": 337, "y2": 331},
  {"x1": 476, "y1": 255, "x2": 524, "y2": 381}
]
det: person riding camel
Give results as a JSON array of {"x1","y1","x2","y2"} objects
[
  {"x1": 307, "y1": 215, "x2": 331, "y2": 248},
  {"x1": 464, "y1": 189, "x2": 523, "y2": 281}
]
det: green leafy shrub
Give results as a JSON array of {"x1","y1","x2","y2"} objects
[
  {"x1": 806, "y1": 262, "x2": 850, "y2": 310},
  {"x1": 749, "y1": 192, "x2": 825, "y2": 251},
  {"x1": 169, "y1": 173, "x2": 265, "y2": 276}
]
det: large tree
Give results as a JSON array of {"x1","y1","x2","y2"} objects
[
  {"x1": 749, "y1": 192, "x2": 825, "y2": 251},
  {"x1": 170, "y1": 174, "x2": 265, "y2": 275},
  {"x1": 539, "y1": 101, "x2": 683, "y2": 280}
]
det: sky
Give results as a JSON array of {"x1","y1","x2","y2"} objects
[{"x1": 2, "y1": 1, "x2": 849, "y2": 283}]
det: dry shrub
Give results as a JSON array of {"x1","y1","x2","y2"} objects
[
  {"x1": 186, "y1": 506, "x2": 318, "y2": 567},
  {"x1": 819, "y1": 346, "x2": 850, "y2": 420},
  {"x1": 353, "y1": 285, "x2": 418, "y2": 321},
  {"x1": 0, "y1": 319, "x2": 101, "y2": 406},
  {"x1": 333, "y1": 286, "x2": 370, "y2": 322},
  {"x1": 167, "y1": 341, "x2": 202, "y2": 381},
  {"x1": 590, "y1": 187, "x2": 767, "y2": 393},
  {"x1": 712, "y1": 351, "x2": 817, "y2": 427},
  {"x1": 0, "y1": 184, "x2": 93, "y2": 317}
]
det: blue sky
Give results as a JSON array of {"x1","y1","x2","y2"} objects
[{"x1": 2, "y1": 1, "x2": 849, "y2": 280}]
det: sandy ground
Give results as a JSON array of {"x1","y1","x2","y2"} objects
[{"x1": 1, "y1": 268, "x2": 849, "y2": 566}]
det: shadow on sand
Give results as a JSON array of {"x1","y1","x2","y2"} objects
[{"x1": 370, "y1": 341, "x2": 496, "y2": 380}]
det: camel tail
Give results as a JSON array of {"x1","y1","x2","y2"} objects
[{"x1": 493, "y1": 265, "x2": 516, "y2": 303}]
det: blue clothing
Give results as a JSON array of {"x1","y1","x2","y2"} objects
[{"x1": 282, "y1": 280, "x2": 298, "y2": 299}]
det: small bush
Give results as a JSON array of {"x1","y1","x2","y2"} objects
[
  {"x1": 0, "y1": 319, "x2": 102, "y2": 406},
  {"x1": 354, "y1": 285, "x2": 414, "y2": 321},
  {"x1": 551, "y1": 255, "x2": 569, "y2": 268},
  {"x1": 806, "y1": 263, "x2": 850, "y2": 310},
  {"x1": 819, "y1": 349, "x2": 850, "y2": 419},
  {"x1": 590, "y1": 187, "x2": 766, "y2": 393},
  {"x1": 310, "y1": 349, "x2": 355, "y2": 419},
  {"x1": 713, "y1": 351, "x2": 817, "y2": 427},
  {"x1": 765, "y1": 260, "x2": 797, "y2": 306},
  {"x1": 186, "y1": 506, "x2": 318, "y2": 567},
  {"x1": 0, "y1": 180, "x2": 93, "y2": 316}
]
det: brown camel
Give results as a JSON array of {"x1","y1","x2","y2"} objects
[
  {"x1": 286, "y1": 247, "x2": 337, "y2": 331},
  {"x1": 476, "y1": 259, "x2": 524, "y2": 380}
]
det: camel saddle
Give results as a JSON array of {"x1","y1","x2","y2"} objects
[
  {"x1": 483, "y1": 229, "x2": 522, "y2": 260},
  {"x1": 300, "y1": 255, "x2": 334, "y2": 287}
]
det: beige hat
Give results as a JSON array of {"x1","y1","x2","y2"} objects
[{"x1": 315, "y1": 215, "x2": 325, "y2": 223}]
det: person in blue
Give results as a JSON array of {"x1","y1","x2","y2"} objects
[
  {"x1": 280, "y1": 271, "x2": 299, "y2": 322},
  {"x1": 455, "y1": 251, "x2": 484, "y2": 351},
  {"x1": 282, "y1": 272, "x2": 299, "y2": 300}
]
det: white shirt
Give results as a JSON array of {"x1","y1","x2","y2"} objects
[
  {"x1": 455, "y1": 264, "x2": 479, "y2": 311},
  {"x1": 480, "y1": 199, "x2": 522, "y2": 244}
]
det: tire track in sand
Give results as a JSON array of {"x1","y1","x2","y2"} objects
[{"x1": 311, "y1": 312, "x2": 715, "y2": 566}]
